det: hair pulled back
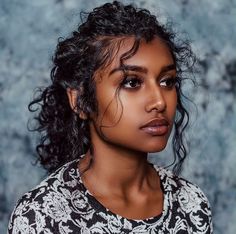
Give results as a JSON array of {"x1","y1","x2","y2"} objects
[{"x1": 29, "y1": 1, "x2": 195, "y2": 174}]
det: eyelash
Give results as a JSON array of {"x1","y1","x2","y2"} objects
[
  {"x1": 121, "y1": 76, "x2": 143, "y2": 89},
  {"x1": 160, "y1": 77, "x2": 177, "y2": 89},
  {"x1": 121, "y1": 76, "x2": 177, "y2": 89}
]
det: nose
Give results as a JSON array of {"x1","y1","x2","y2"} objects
[{"x1": 145, "y1": 85, "x2": 166, "y2": 113}]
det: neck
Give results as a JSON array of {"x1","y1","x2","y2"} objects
[{"x1": 79, "y1": 138, "x2": 155, "y2": 198}]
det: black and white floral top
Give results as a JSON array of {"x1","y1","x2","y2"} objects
[{"x1": 8, "y1": 159, "x2": 213, "y2": 233}]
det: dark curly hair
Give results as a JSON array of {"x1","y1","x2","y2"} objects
[{"x1": 29, "y1": 1, "x2": 195, "y2": 174}]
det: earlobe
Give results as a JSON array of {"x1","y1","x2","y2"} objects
[
  {"x1": 66, "y1": 88, "x2": 88, "y2": 120},
  {"x1": 78, "y1": 111, "x2": 88, "y2": 120}
]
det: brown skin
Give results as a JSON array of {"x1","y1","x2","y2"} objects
[{"x1": 67, "y1": 37, "x2": 177, "y2": 219}]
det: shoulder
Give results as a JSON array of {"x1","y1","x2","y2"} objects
[
  {"x1": 8, "y1": 159, "x2": 86, "y2": 233},
  {"x1": 155, "y1": 166, "x2": 213, "y2": 233},
  {"x1": 156, "y1": 166, "x2": 211, "y2": 204}
]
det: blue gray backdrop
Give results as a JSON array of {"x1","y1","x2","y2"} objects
[{"x1": 0, "y1": 0, "x2": 235, "y2": 233}]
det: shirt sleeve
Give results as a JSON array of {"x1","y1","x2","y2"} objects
[
  {"x1": 8, "y1": 194, "x2": 56, "y2": 234},
  {"x1": 177, "y1": 177, "x2": 213, "y2": 233}
]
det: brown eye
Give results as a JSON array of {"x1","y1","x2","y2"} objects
[
  {"x1": 160, "y1": 77, "x2": 176, "y2": 89},
  {"x1": 121, "y1": 77, "x2": 143, "y2": 89}
]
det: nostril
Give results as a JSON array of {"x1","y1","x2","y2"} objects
[{"x1": 145, "y1": 98, "x2": 166, "y2": 113}]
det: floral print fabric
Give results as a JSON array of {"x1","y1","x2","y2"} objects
[{"x1": 8, "y1": 159, "x2": 213, "y2": 233}]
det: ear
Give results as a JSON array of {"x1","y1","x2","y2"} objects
[{"x1": 66, "y1": 88, "x2": 87, "y2": 120}]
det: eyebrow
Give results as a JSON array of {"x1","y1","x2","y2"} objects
[{"x1": 109, "y1": 64, "x2": 176, "y2": 76}]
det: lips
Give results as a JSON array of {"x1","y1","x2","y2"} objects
[{"x1": 140, "y1": 118, "x2": 169, "y2": 136}]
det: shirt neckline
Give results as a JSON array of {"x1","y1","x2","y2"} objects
[{"x1": 69, "y1": 157, "x2": 171, "y2": 224}]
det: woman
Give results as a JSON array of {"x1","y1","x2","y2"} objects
[{"x1": 8, "y1": 1, "x2": 213, "y2": 233}]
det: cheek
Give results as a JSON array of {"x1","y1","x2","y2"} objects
[{"x1": 95, "y1": 88, "x2": 123, "y2": 126}]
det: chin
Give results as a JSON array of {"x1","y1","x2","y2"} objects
[
  {"x1": 148, "y1": 148, "x2": 166, "y2": 154},
  {"x1": 145, "y1": 142, "x2": 168, "y2": 153}
]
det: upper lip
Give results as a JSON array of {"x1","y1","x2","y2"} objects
[{"x1": 140, "y1": 118, "x2": 169, "y2": 128}]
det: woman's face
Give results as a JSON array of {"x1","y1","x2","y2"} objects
[{"x1": 90, "y1": 37, "x2": 177, "y2": 153}]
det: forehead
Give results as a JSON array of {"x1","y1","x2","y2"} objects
[{"x1": 98, "y1": 36, "x2": 174, "y2": 75}]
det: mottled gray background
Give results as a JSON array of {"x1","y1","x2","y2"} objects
[{"x1": 0, "y1": 0, "x2": 235, "y2": 233}]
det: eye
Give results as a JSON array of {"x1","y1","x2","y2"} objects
[
  {"x1": 121, "y1": 76, "x2": 143, "y2": 89},
  {"x1": 160, "y1": 77, "x2": 177, "y2": 89}
]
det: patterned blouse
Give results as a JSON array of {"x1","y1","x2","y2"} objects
[{"x1": 8, "y1": 159, "x2": 213, "y2": 233}]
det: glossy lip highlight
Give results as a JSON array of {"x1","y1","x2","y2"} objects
[{"x1": 140, "y1": 118, "x2": 170, "y2": 136}]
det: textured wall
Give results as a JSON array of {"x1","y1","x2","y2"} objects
[{"x1": 0, "y1": 0, "x2": 235, "y2": 233}]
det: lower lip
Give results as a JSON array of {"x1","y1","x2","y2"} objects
[{"x1": 141, "y1": 125, "x2": 169, "y2": 136}]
